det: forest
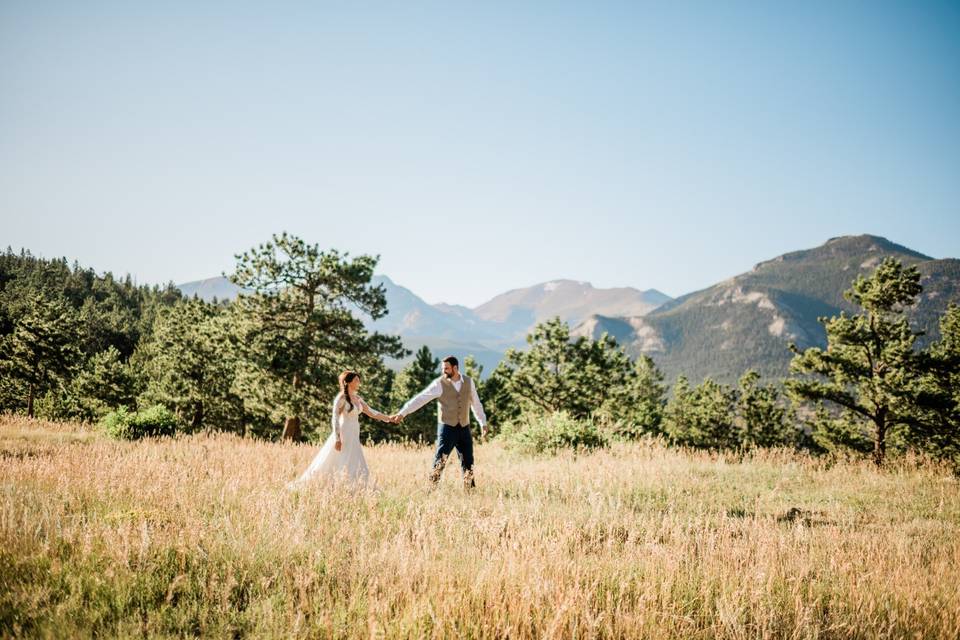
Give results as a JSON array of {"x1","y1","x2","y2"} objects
[{"x1": 2, "y1": 233, "x2": 958, "y2": 468}]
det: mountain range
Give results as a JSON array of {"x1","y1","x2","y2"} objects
[
  {"x1": 176, "y1": 274, "x2": 671, "y2": 372},
  {"x1": 177, "y1": 235, "x2": 959, "y2": 382},
  {"x1": 571, "y1": 235, "x2": 960, "y2": 382}
]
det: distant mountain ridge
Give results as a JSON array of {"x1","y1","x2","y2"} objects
[
  {"x1": 176, "y1": 275, "x2": 671, "y2": 372},
  {"x1": 176, "y1": 235, "x2": 959, "y2": 381},
  {"x1": 176, "y1": 276, "x2": 245, "y2": 301},
  {"x1": 572, "y1": 235, "x2": 960, "y2": 383},
  {"x1": 472, "y1": 279, "x2": 670, "y2": 343}
]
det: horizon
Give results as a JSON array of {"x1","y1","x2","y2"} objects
[
  {"x1": 3, "y1": 2, "x2": 959, "y2": 307},
  {"x1": 9, "y1": 231, "x2": 950, "y2": 309}
]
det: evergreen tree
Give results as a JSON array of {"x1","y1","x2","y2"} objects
[
  {"x1": 229, "y1": 233, "x2": 406, "y2": 440},
  {"x1": 76, "y1": 279, "x2": 141, "y2": 358},
  {"x1": 786, "y1": 258, "x2": 924, "y2": 466},
  {"x1": 798, "y1": 402, "x2": 874, "y2": 455},
  {"x1": 71, "y1": 345, "x2": 137, "y2": 421},
  {"x1": 463, "y1": 355, "x2": 483, "y2": 384},
  {"x1": 0, "y1": 248, "x2": 183, "y2": 416},
  {"x1": 503, "y1": 318, "x2": 579, "y2": 416},
  {"x1": 598, "y1": 354, "x2": 667, "y2": 439},
  {"x1": 390, "y1": 345, "x2": 441, "y2": 443},
  {"x1": 0, "y1": 248, "x2": 181, "y2": 362},
  {"x1": 504, "y1": 317, "x2": 633, "y2": 420},
  {"x1": 735, "y1": 370, "x2": 795, "y2": 448},
  {"x1": 480, "y1": 360, "x2": 520, "y2": 427},
  {"x1": 137, "y1": 299, "x2": 246, "y2": 434},
  {"x1": 0, "y1": 294, "x2": 83, "y2": 416},
  {"x1": 907, "y1": 304, "x2": 960, "y2": 466},
  {"x1": 664, "y1": 376, "x2": 739, "y2": 449}
]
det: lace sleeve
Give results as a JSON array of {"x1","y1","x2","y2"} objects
[
  {"x1": 331, "y1": 393, "x2": 344, "y2": 440},
  {"x1": 358, "y1": 396, "x2": 389, "y2": 421}
]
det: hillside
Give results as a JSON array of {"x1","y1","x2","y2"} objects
[{"x1": 574, "y1": 235, "x2": 960, "y2": 383}]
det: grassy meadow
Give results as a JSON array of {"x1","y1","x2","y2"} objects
[{"x1": 2, "y1": 415, "x2": 959, "y2": 639}]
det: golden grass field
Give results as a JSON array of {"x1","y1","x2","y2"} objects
[{"x1": 2, "y1": 414, "x2": 959, "y2": 639}]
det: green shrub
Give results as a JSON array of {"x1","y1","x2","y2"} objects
[
  {"x1": 100, "y1": 405, "x2": 178, "y2": 440},
  {"x1": 500, "y1": 411, "x2": 607, "y2": 455}
]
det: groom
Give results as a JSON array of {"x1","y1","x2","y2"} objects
[{"x1": 393, "y1": 356, "x2": 489, "y2": 488}]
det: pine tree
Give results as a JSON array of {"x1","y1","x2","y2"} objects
[
  {"x1": 463, "y1": 355, "x2": 483, "y2": 384},
  {"x1": 0, "y1": 249, "x2": 184, "y2": 415},
  {"x1": 799, "y1": 402, "x2": 873, "y2": 455},
  {"x1": 598, "y1": 354, "x2": 667, "y2": 439},
  {"x1": 71, "y1": 345, "x2": 137, "y2": 421},
  {"x1": 504, "y1": 317, "x2": 633, "y2": 420},
  {"x1": 735, "y1": 370, "x2": 794, "y2": 448},
  {"x1": 664, "y1": 376, "x2": 739, "y2": 449},
  {"x1": 0, "y1": 294, "x2": 83, "y2": 416},
  {"x1": 480, "y1": 360, "x2": 520, "y2": 427},
  {"x1": 229, "y1": 233, "x2": 406, "y2": 440},
  {"x1": 663, "y1": 375, "x2": 693, "y2": 443},
  {"x1": 907, "y1": 304, "x2": 960, "y2": 466},
  {"x1": 786, "y1": 258, "x2": 924, "y2": 466},
  {"x1": 137, "y1": 298, "x2": 246, "y2": 434}
]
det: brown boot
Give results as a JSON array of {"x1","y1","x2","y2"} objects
[{"x1": 429, "y1": 454, "x2": 448, "y2": 484}]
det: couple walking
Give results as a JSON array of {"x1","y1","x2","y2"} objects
[{"x1": 287, "y1": 356, "x2": 489, "y2": 490}]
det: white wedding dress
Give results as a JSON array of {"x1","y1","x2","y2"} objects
[{"x1": 287, "y1": 393, "x2": 373, "y2": 488}]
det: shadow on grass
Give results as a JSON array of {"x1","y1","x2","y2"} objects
[{"x1": 725, "y1": 506, "x2": 836, "y2": 527}]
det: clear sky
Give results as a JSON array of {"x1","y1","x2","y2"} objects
[{"x1": 2, "y1": 1, "x2": 958, "y2": 307}]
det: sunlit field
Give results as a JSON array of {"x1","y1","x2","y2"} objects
[{"x1": 2, "y1": 415, "x2": 958, "y2": 639}]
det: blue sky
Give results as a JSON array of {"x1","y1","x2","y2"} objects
[{"x1": 2, "y1": 1, "x2": 958, "y2": 306}]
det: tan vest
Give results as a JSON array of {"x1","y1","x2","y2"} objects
[{"x1": 438, "y1": 375, "x2": 473, "y2": 426}]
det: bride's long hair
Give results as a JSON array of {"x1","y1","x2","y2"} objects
[{"x1": 338, "y1": 370, "x2": 360, "y2": 413}]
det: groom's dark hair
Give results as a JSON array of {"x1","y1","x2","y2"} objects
[{"x1": 442, "y1": 356, "x2": 459, "y2": 368}]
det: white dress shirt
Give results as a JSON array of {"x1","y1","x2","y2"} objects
[{"x1": 398, "y1": 374, "x2": 488, "y2": 428}]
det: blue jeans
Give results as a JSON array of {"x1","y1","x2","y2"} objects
[{"x1": 430, "y1": 423, "x2": 475, "y2": 485}]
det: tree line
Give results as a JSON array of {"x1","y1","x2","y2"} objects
[
  {"x1": 1, "y1": 238, "x2": 957, "y2": 468},
  {"x1": 480, "y1": 258, "x2": 959, "y2": 467}
]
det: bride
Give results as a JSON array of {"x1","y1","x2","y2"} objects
[{"x1": 287, "y1": 370, "x2": 395, "y2": 488}]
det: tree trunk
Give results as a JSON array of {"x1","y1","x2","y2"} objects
[
  {"x1": 191, "y1": 402, "x2": 204, "y2": 431},
  {"x1": 27, "y1": 383, "x2": 35, "y2": 418},
  {"x1": 283, "y1": 370, "x2": 304, "y2": 441},
  {"x1": 282, "y1": 415, "x2": 301, "y2": 441},
  {"x1": 873, "y1": 417, "x2": 887, "y2": 467}
]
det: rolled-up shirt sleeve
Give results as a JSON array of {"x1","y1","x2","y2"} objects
[
  {"x1": 469, "y1": 379, "x2": 487, "y2": 428},
  {"x1": 398, "y1": 377, "x2": 443, "y2": 417}
]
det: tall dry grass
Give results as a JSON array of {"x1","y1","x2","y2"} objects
[{"x1": 2, "y1": 414, "x2": 958, "y2": 639}]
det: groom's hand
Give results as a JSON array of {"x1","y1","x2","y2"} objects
[{"x1": 481, "y1": 424, "x2": 490, "y2": 440}]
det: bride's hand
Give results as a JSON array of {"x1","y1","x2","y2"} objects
[{"x1": 335, "y1": 439, "x2": 342, "y2": 452}]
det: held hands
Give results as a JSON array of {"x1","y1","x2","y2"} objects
[{"x1": 389, "y1": 414, "x2": 405, "y2": 424}]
